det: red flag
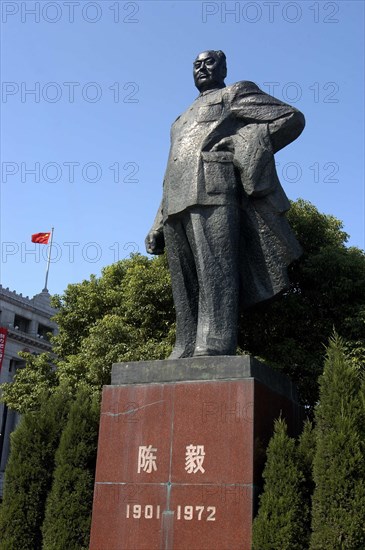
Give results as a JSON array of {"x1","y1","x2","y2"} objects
[{"x1": 31, "y1": 232, "x2": 51, "y2": 244}]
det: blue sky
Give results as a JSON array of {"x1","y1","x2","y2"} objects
[{"x1": 1, "y1": 0, "x2": 364, "y2": 298}]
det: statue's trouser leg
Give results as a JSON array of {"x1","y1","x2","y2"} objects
[
  {"x1": 187, "y1": 205, "x2": 240, "y2": 356},
  {"x1": 164, "y1": 205, "x2": 240, "y2": 358},
  {"x1": 164, "y1": 213, "x2": 199, "y2": 358}
]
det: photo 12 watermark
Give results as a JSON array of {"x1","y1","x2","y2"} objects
[
  {"x1": 275, "y1": 161, "x2": 340, "y2": 185},
  {"x1": 1, "y1": 1, "x2": 140, "y2": 24},
  {"x1": 201, "y1": 483, "x2": 253, "y2": 506},
  {"x1": 1, "y1": 241, "x2": 139, "y2": 265},
  {"x1": 1, "y1": 160, "x2": 339, "y2": 185},
  {"x1": 202, "y1": 400, "x2": 254, "y2": 425},
  {"x1": 201, "y1": 2, "x2": 340, "y2": 24},
  {"x1": 201, "y1": 82, "x2": 340, "y2": 105},
  {"x1": 260, "y1": 81, "x2": 340, "y2": 104},
  {"x1": 1, "y1": 81, "x2": 140, "y2": 104},
  {"x1": 94, "y1": 483, "x2": 147, "y2": 506},
  {"x1": 1, "y1": 161, "x2": 139, "y2": 184}
]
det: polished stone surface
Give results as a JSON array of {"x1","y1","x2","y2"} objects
[
  {"x1": 111, "y1": 355, "x2": 298, "y2": 402},
  {"x1": 90, "y1": 358, "x2": 302, "y2": 549}
]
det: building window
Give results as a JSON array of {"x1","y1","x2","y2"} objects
[
  {"x1": 37, "y1": 323, "x2": 53, "y2": 341},
  {"x1": 13, "y1": 315, "x2": 30, "y2": 333},
  {"x1": 9, "y1": 359, "x2": 25, "y2": 372}
]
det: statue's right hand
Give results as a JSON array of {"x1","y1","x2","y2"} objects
[{"x1": 145, "y1": 230, "x2": 165, "y2": 255}]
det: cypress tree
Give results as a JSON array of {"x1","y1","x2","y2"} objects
[
  {"x1": 41, "y1": 388, "x2": 100, "y2": 550},
  {"x1": 0, "y1": 390, "x2": 70, "y2": 550},
  {"x1": 252, "y1": 417, "x2": 309, "y2": 550},
  {"x1": 310, "y1": 334, "x2": 365, "y2": 549},
  {"x1": 297, "y1": 419, "x2": 316, "y2": 546}
]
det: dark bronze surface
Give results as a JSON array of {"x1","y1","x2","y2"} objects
[{"x1": 146, "y1": 51, "x2": 305, "y2": 359}]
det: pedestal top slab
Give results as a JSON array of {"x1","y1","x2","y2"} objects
[{"x1": 111, "y1": 355, "x2": 298, "y2": 402}]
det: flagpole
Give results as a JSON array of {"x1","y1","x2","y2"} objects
[{"x1": 43, "y1": 227, "x2": 54, "y2": 292}]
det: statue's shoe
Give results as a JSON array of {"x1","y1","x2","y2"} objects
[{"x1": 167, "y1": 347, "x2": 193, "y2": 360}]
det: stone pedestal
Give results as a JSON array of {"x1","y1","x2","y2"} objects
[{"x1": 89, "y1": 356, "x2": 302, "y2": 550}]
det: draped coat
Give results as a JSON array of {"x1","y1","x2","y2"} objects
[{"x1": 150, "y1": 81, "x2": 305, "y2": 308}]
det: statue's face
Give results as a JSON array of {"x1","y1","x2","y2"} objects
[{"x1": 193, "y1": 51, "x2": 225, "y2": 92}]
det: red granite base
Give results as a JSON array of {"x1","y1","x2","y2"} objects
[{"x1": 90, "y1": 362, "x2": 301, "y2": 550}]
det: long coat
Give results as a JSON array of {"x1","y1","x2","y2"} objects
[{"x1": 151, "y1": 81, "x2": 305, "y2": 308}]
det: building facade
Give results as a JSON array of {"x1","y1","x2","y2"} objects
[{"x1": 0, "y1": 285, "x2": 58, "y2": 499}]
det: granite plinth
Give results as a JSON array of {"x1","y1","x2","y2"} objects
[
  {"x1": 111, "y1": 355, "x2": 298, "y2": 401},
  {"x1": 90, "y1": 356, "x2": 302, "y2": 550}
]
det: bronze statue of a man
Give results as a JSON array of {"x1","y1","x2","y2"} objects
[{"x1": 146, "y1": 50, "x2": 305, "y2": 359}]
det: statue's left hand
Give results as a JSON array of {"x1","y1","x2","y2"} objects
[{"x1": 145, "y1": 230, "x2": 165, "y2": 255}]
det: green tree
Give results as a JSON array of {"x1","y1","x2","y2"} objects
[
  {"x1": 297, "y1": 419, "x2": 316, "y2": 542},
  {"x1": 42, "y1": 388, "x2": 100, "y2": 550},
  {"x1": 310, "y1": 334, "x2": 365, "y2": 549},
  {"x1": 0, "y1": 352, "x2": 57, "y2": 414},
  {"x1": 239, "y1": 199, "x2": 365, "y2": 409},
  {"x1": 51, "y1": 254, "x2": 174, "y2": 361},
  {"x1": 0, "y1": 200, "x2": 364, "y2": 549},
  {"x1": 2, "y1": 202, "x2": 364, "y2": 413},
  {"x1": 0, "y1": 254, "x2": 174, "y2": 412},
  {"x1": 0, "y1": 390, "x2": 70, "y2": 550},
  {"x1": 0, "y1": 254, "x2": 174, "y2": 550},
  {"x1": 52, "y1": 253, "x2": 174, "y2": 391},
  {"x1": 252, "y1": 417, "x2": 309, "y2": 549}
]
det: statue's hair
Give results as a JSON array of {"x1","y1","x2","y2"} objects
[
  {"x1": 213, "y1": 50, "x2": 227, "y2": 69},
  {"x1": 213, "y1": 50, "x2": 227, "y2": 79}
]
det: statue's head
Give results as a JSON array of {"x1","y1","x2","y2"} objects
[{"x1": 193, "y1": 50, "x2": 227, "y2": 93}]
